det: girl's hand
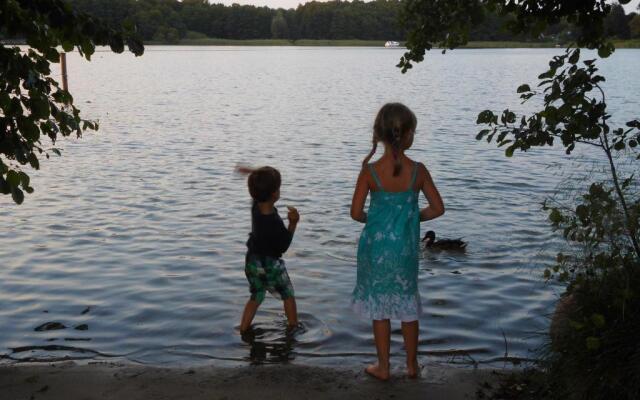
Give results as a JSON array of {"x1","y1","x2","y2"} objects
[{"x1": 287, "y1": 206, "x2": 300, "y2": 224}]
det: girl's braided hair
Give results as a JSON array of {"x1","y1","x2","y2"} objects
[{"x1": 363, "y1": 103, "x2": 417, "y2": 176}]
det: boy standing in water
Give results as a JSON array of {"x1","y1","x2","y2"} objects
[{"x1": 238, "y1": 166, "x2": 300, "y2": 333}]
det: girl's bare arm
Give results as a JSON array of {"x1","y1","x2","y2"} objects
[
  {"x1": 351, "y1": 168, "x2": 370, "y2": 223},
  {"x1": 418, "y1": 163, "x2": 445, "y2": 222}
]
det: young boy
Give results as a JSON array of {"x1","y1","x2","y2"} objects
[{"x1": 239, "y1": 166, "x2": 300, "y2": 333}]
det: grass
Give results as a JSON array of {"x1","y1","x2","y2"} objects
[
  {"x1": 171, "y1": 38, "x2": 387, "y2": 46},
  {"x1": 612, "y1": 38, "x2": 640, "y2": 48},
  {"x1": 462, "y1": 41, "x2": 559, "y2": 48}
]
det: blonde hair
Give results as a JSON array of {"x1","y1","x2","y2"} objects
[{"x1": 362, "y1": 103, "x2": 417, "y2": 176}]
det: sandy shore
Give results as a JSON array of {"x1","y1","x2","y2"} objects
[{"x1": 0, "y1": 361, "x2": 499, "y2": 399}]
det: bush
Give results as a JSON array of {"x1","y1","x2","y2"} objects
[
  {"x1": 541, "y1": 178, "x2": 640, "y2": 399},
  {"x1": 475, "y1": 48, "x2": 640, "y2": 399},
  {"x1": 184, "y1": 30, "x2": 208, "y2": 40},
  {"x1": 547, "y1": 257, "x2": 640, "y2": 399}
]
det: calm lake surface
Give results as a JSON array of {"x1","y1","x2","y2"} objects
[{"x1": 1, "y1": 47, "x2": 639, "y2": 368}]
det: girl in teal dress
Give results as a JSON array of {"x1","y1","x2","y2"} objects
[{"x1": 350, "y1": 103, "x2": 445, "y2": 380}]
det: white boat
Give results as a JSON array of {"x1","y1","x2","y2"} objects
[{"x1": 384, "y1": 41, "x2": 400, "y2": 48}]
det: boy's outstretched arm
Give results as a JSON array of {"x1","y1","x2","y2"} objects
[
  {"x1": 418, "y1": 164, "x2": 445, "y2": 222},
  {"x1": 234, "y1": 164, "x2": 255, "y2": 175},
  {"x1": 351, "y1": 168, "x2": 370, "y2": 223}
]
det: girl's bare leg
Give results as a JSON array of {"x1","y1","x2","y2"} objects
[
  {"x1": 401, "y1": 320, "x2": 419, "y2": 378},
  {"x1": 283, "y1": 297, "x2": 298, "y2": 328},
  {"x1": 366, "y1": 319, "x2": 391, "y2": 381},
  {"x1": 240, "y1": 299, "x2": 260, "y2": 333}
]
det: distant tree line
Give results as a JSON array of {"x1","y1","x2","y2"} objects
[
  {"x1": 65, "y1": 0, "x2": 404, "y2": 42},
  {"x1": 30, "y1": 1, "x2": 640, "y2": 43}
]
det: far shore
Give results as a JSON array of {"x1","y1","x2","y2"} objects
[
  {"x1": 0, "y1": 361, "x2": 504, "y2": 399},
  {"x1": 150, "y1": 38, "x2": 640, "y2": 48},
  {"x1": 4, "y1": 38, "x2": 640, "y2": 49}
]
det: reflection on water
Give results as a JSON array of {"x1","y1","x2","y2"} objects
[
  {"x1": 0, "y1": 47, "x2": 639, "y2": 368},
  {"x1": 241, "y1": 323, "x2": 304, "y2": 364}
]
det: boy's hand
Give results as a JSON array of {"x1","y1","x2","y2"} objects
[
  {"x1": 234, "y1": 163, "x2": 254, "y2": 175},
  {"x1": 287, "y1": 206, "x2": 300, "y2": 224}
]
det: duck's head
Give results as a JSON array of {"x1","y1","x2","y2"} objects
[{"x1": 422, "y1": 230, "x2": 436, "y2": 246}]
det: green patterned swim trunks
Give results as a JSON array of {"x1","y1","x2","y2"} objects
[{"x1": 245, "y1": 254, "x2": 294, "y2": 304}]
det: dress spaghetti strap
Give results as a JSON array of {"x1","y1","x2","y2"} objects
[
  {"x1": 408, "y1": 162, "x2": 418, "y2": 191},
  {"x1": 368, "y1": 163, "x2": 383, "y2": 190}
]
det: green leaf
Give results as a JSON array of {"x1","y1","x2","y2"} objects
[
  {"x1": 44, "y1": 47, "x2": 61, "y2": 63},
  {"x1": 477, "y1": 110, "x2": 496, "y2": 125},
  {"x1": 549, "y1": 208, "x2": 563, "y2": 224},
  {"x1": 597, "y1": 43, "x2": 615, "y2": 58},
  {"x1": 517, "y1": 84, "x2": 531, "y2": 93},
  {"x1": 501, "y1": 110, "x2": 516, "y2": 125},
  {"x1": 18, "y1": 172, "x2": 30, "y2": 188},
  {"x1": 505, "y1": 145, "x2": 515, "y2": 157},
  {"x1": 622, "y1": 176, "x2": 634, "y2": 189},
  {"x1": 30, "y1": 96, "x2": 51, "y2": 120},
  {"x1": 576, "y1": 204, "x2": 589, "y2": 223},
  {"x1": 538, "y1": 70, "x2": 555, "y2": 80},
  {"x1": 569, "y1": 320, "x2": 585, "y2": 330},
  {"x1": 590, "y1": 314, "x2": 605, "y2": 328},
  {"x1": 11, "y1": 187, "x2": 24, "y2": 205},
  {"x1": 126, "y1": 37, "x2": 145, "y2": 57},
  {"x1": 586, "y1": 337, "x2": 600, "y2": 351},
  {"x1": 0, "y1": 92, "x2": 10, "y2": 110},
  {"x1": 6, "y1": 170, "x2": 20, "y2": 188},
  {"x1": 28, "y1": 153, "x2": 40, "y2": 170},
  {"x1": 0, "y1": 177, "x2": 9, "y2": 194},
  {"x1": 568, "y1": 49, "x2": 580, "y2": 65},
  {"x1": 109, "y1": 35, "x2": 125, "y2": 53},
  {"x1": 476, "y1": 129, "x2": 490, "y2": 140},
  {"x1": 17, "y1": 118, "x2": 40, "y2": 142}
]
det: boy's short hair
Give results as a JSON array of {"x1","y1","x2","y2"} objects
[{"x1": 248, "y1": 166, "x2": 281, "y2": 202}]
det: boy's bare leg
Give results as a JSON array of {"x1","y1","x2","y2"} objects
[
  {"x1": 401, "y1": 320, "x2": 419, "y2": 378},
  {"x1": 283, "y1": 297, "x2": 298, "y2": 328},
  {"x1": 366, "y1": 319, "x2": 391, "y2": 381},
  {"x1": 240, "y1": 299, "x2": 260, "y2": 333}
]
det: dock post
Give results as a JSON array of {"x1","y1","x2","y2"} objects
[{"x1": 60, "y1": 52, "x2": 69, "y2": 91}]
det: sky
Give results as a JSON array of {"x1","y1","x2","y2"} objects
[{"x1": 215, "y1": 0, "x2": 640, "y2": 12}]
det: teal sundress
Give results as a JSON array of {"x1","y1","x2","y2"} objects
[{"x1": 351, "y1": 162, "x2": 421, "y2": 322}]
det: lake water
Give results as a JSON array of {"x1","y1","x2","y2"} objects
[{"x1": 1, "y1": 47, "x2": 638, "y2": 368}]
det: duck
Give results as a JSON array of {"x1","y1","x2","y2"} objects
[{"x1": 422, "y1": 230, "x2": 467, "y2": 251}]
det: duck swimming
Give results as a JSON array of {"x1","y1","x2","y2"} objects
[{"x1": 422, "y1": 230, "x2": 467, "y2": 251}]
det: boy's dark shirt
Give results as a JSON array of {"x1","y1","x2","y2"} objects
[{"x1": 246, "y1": 202, "x2": 293, "y2": 258}]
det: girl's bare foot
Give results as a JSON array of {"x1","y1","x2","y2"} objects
[
  {"x1": 365, "y1": 363, "x2": 390, "y2": 381},
  {"x1": 407, "y1": 359, "x2": 420, "y2": 379}
]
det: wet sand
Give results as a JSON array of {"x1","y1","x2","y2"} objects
[{"x1": 0, "y1": 361, "x2": 499, "y2": 399}]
